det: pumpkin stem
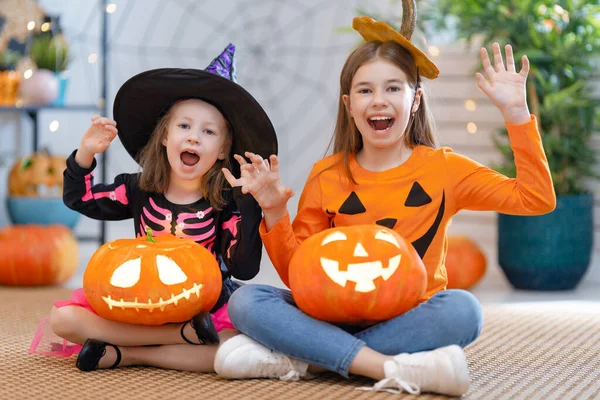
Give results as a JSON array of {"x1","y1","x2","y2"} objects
[{"x1": 145, "y1": 227, "x2": 157, "y2": 243}]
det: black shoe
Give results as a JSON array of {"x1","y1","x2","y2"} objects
[
  {"x1": 76, "y1": 339, "x2": 122, "y2": 372},
  {"x1": 180, "y1": 311, "x2": 219, "y2": 345}
]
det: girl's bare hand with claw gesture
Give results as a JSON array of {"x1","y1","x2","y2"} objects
[
  {"x1": 222, "y1": 152, "x2": 294, "y2": 226},
  {"x1": 476, "y1": 43, "x2": 531, "y2": 125}
]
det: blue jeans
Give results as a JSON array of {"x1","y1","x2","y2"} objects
[{"x1": 228, "y1": 284, "x2": 483, "y2": 377}]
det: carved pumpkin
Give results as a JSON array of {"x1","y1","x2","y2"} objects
[
  {"x1": 8, "y1": 149, "x2": 66, "y2": 197},
  {"x1": 0, "y1": 224, "x2": 78, "y2": 286},
  {"x1": 83, "y1": 230, "x2": 222, "y2": 325},
  {"x1": 289, "y1": 225, "x2": 427, "y2": 324},
  {"x1": 445, "y1": 236, "x2": 486, "y2": 290}
]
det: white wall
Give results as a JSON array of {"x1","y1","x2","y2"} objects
[{"x1": 0, "y1": 0, "x2": 597, "y2": 289}]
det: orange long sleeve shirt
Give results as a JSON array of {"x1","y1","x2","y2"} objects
[{"x1": 260, "y1": 116, "x2": 556, "y2": 299}]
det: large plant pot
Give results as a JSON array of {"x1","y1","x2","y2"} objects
[{"x1": 497, "y1": 194, "x2": 593, "y2": 290}]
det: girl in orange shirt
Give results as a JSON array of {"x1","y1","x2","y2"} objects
[{"x1": 214, "y1": 15, "x2": 555, "y2": 396}]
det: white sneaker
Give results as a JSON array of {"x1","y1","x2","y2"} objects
[
  {"x1": 357, "y1": 345, "x2": 470, "y2": 396},
  {"x1": 214, "y1": 334, "x2": 310, "y2": 381}
]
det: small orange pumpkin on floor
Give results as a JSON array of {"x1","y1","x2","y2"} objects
[
  {"x1": 0, "y1": 224, "x2": 78, "y2": 286},
  {"x1": 289, "y1": 225, "x2": 427, "y2": 325},
  {"x1": 445, "y1": 236, "x2": 487, "y2": 290},
  {"x1": 83, "y1": 229, "x2": 222, "y2": 325}
]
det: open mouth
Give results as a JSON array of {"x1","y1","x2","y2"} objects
[
  {"x1": 180, "y1": 151, "x2": 200, "y2": 166},
  {"x1": 368, "y1": 116, "x2": 395, "y2": 132}
]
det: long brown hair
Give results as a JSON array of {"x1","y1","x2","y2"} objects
[
  {"x1": 138, "y1": 104, "x2": 233, "y2": 210},
  {"x1": 329, "y1": 40, "x2": 438, "y2": 184}
]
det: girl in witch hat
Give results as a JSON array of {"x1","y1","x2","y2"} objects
[
  {"x1": 30, "y1": 43, "x2": 278, "y2": 373},
  {"x1": 214, "y1": 1, "x2": 555, "y2": 396}
]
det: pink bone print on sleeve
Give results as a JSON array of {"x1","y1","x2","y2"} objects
[
  {"x1": 222, "y1": 214, "x2": 241, "y2": 258},
  {"x1": 81, "y1": 173, "x2": 128, "y2": 205}
]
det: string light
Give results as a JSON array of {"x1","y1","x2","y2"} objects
[
  {"x1": 27, "y1": 21, "x2": 36, "y2": 31},
  {"x1": 428, "y1": 46, "x2": 440, "y2": 57},
  {"x1": 88, "y1": 53, "x2": 98, "y2": 63},
  {"x1": 49, "y1": 121, "x2": 60, "y2": 132},
  {"x1": 106, "y1": 4, "x2": 117, "y2": 13},
  {"x1": 41, "y1": 22, "x2": 51, "y2": 32},
  {"x1": 467, "y1": 122, "x2": 477, "y2": 134},
  {"x1": 464, "y1": 100, "x2": 477, "y2": 111},
  {"x1": 23, "y1": 69, "x2": 33, "y2": 79}
]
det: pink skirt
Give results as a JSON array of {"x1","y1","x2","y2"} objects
[{"x1": 29, "y1": 288, "x2": 235, "y2": 357}]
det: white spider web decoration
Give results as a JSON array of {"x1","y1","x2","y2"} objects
[{"x1": 40, "y1": 0, "x2": 400, "y2": 205}]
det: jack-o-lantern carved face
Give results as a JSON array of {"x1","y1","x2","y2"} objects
[
  {"x1": 83, "y1": 231, "x2": 222, "y2": 325},
  {"x1": 319, "y1": 228, "x2": 402, "y2": 293},
  {"x1": 8, "y1": 150, "x2": 66, "y2": 197},
  {"x1": 289, "y1": 225, "x2": 427, "y2": 324}
]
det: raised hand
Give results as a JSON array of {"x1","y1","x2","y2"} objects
[
  {"x1": 476, "y1": 43, "x2": 531, "y2": 124},
  {"x1": 81, "y1": 115, "x2": 118, "y2": 155},
  {"x1": 222, "y1": 152, "x2": 294, "y2": 212},
  {"x1": 75, "y1": 115, "x2": 118, "y2": 168}
]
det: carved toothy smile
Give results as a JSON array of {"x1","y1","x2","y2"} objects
[
  {"x1": 102, "y1": 282, "x2": 204, "y2": 312},
  {"x1": 320, "y1": 255, "x2": 401, "y2": 292}
]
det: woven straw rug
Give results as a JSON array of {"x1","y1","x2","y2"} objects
[{"x1": 1, "y1": 286, "x2": 599, "y2": 400}]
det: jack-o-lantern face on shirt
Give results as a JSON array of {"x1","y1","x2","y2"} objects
[
  {"x1": 332, "y1": 182, "x2": 445, "y2": 260},
  {"x1": 83, "y1": 233, "x2": 222, "y2": 325},
  {"x1": 289, "y1": 225, "x2": 427, "y2": 324}
]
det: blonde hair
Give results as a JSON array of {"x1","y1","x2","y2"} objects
[
  {"x1": 329, "y1": 40, "x2": 438, "y2": 184},
  {"x1": 137, "y1": 103, "x2": 233, "y2": 210}
]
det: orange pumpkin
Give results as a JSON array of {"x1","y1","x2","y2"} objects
[
  {"x1": 83, "y1": 230, "x2": 222, "y2": 325},
  {"x1": 0, "y1": 224, "x2": 78, "y2": 286},
  {"x1": 289, "y1": 225, "x2": 427, "y2": 324},
  {"x1": 8, "y1": 149, "x2": 66, "y2": 197},
  {"x1": 445, "y1": 236, "x2": 487, "y2": 290}
]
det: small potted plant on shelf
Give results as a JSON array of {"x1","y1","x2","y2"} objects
[
  {"x1": 26, "y1": 33, "x2": 71, "y2": 106},
  {"x1": 0, "y1": 49, "x2": 21, "y2": 106}
]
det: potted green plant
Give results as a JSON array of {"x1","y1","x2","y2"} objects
[
  {"x1": 423, "y1": 0, "x2": 600, "y2": 290},
  {"x1": 28, "y1": 34, "x2": 70, "y2": 106}
]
